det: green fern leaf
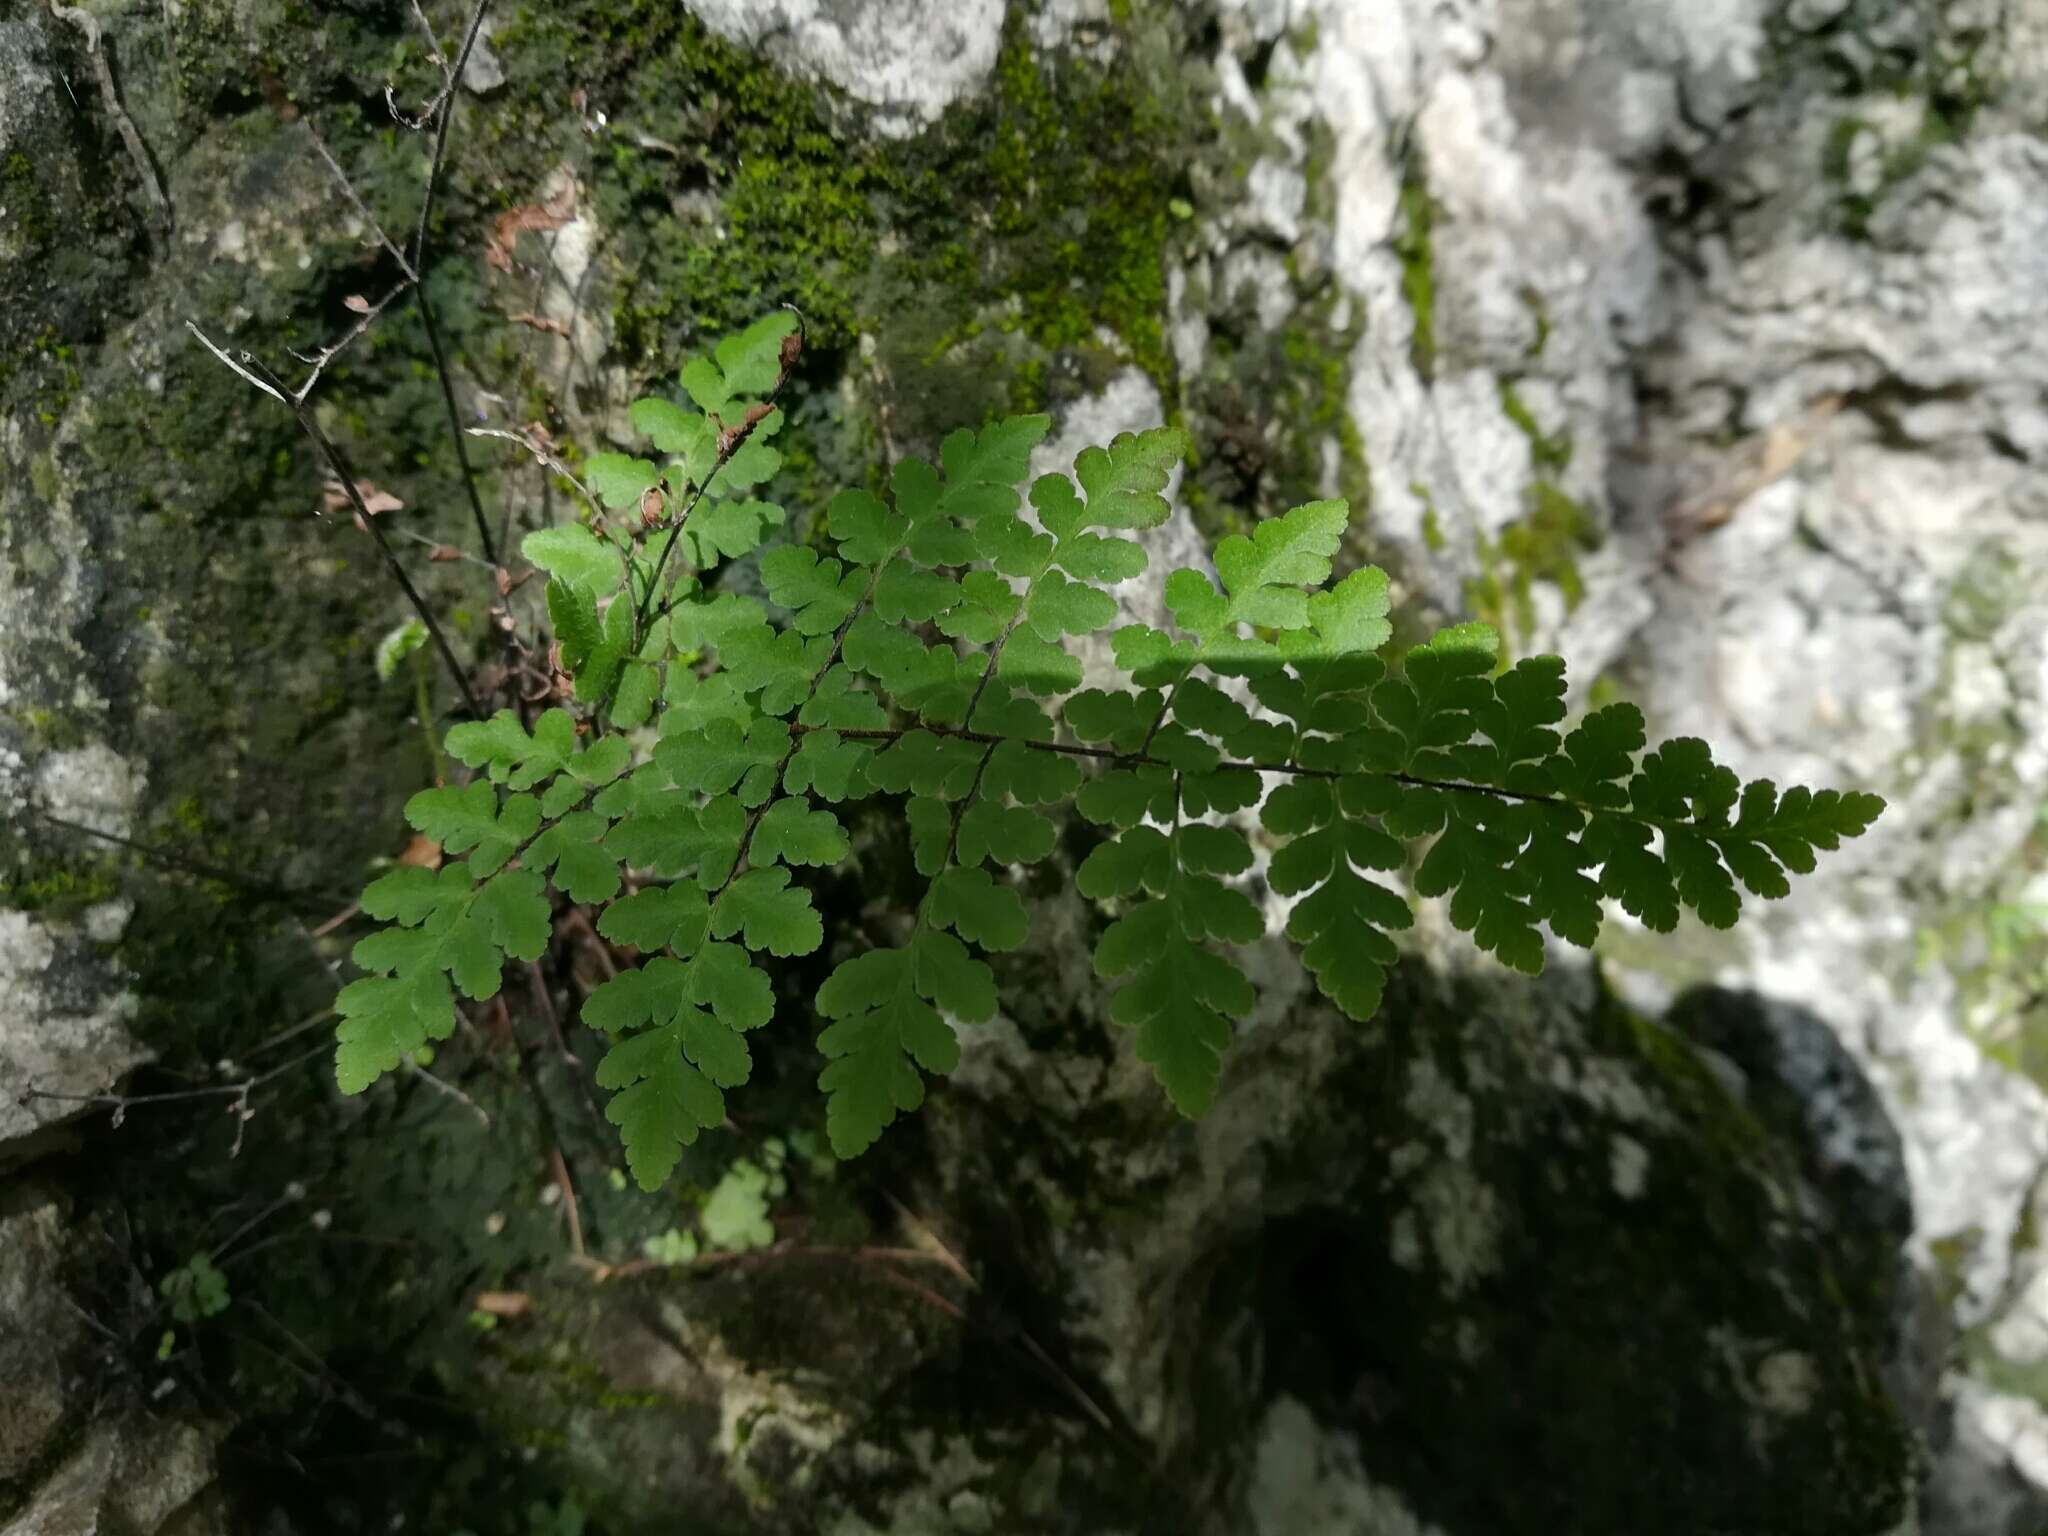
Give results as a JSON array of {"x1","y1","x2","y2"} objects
[
  {"x1": 679, "y1": 310, "x2": 796, "y2": 423},
  {"x1": 1164, "y1": 499, "x2": 1348, "y2": 642},
  {"x1": 340, "y1": 351, "x2": 1891, "y2": 1177},
  {"x1": 597, "y1": 1021, "x2": 727, "y2": 1192},
  {"x1": 335, "y1": 969, "x2": 452, "y2": 1094},
  {"x1": 784, "y1": 728, "x2": 874, "y2": 803},
  {"x1": 761, "y1": 547, "x2": 864, "y2": 635},
  {"x1": 751, "y1": 796, "x2": 850, "y2": 868},
  {"x1": 827, "y1": 488, "x2": 910, "y2": 566},
  {"x1": 681, "y1": 498, "x2": 785, "y2": 567},
  {"x1": 528, "y1": 811, "x2": 624, "y2": 905},
  {"x1": 929, "y1": 867, "x2": 1029, "y2": 951},
  {"x1": 1094, "y1": 895, "x2": 1250, "y2": 1117},
  {"x1": 816, "y1": 945, "x2": 958, "y2": 1158},
  {"x1": 659, "y1": 717, "x2": 790, "y2": 805},
  {"x1": 956, "y1": 801, "x2": 1055, "y2": 867},
  {"x1": 1067, "y1": 427, "x2": 1185, "y2": 531},
  {"x1": 582, "y1": 455, "x2": 661, "y2": 512},
  {"x1": 404, "y1": 784, "x2": 539, "y2": 875},
  {"x1": 873, "y1": 560, "x2": 962, "y2": 624},
  {"x1": 598, "y1": 884, "x2": 711, "y2": 954},
  {"x1": 524, "y1": 524, "x2": 623, "y2": 598},
  {"x1": 711, "y1": 867, "x2": 822, "y2": 956}
]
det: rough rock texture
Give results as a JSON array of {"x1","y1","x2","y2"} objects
[
  {"x1": 6, "y1": 0, "x2": 2047, "y2": 1530},
  {"x1": 0, "y1": 1185, "x2": 228, "y2": 1534},
  {"x1": 468, "y1": 956, "x2": 1910, "y2": 1534},
  {"x1": 682, "y1": 0, "x2": 1008, "y2": 134},
  {"x1": 1212, "y1": 0, "x2": 2048, "y2": 1525}
]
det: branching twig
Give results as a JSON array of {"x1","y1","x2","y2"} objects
[
  {"x1": 16, "y1": 1041, "x2": 330, "y2": 1138},
  {"x1": 628, "y1": 307, "x2": 806, "y2": 657},
  {"x1": 27, "y1": 804, "x2": 348, "y2": 908},
  {"x1": 301, "y1": 118, "x2": 416, "y2": 280},
  {"x1": 467, "y1": 426, "x2": 606, "y2": 521},
  {"x1": 287, "y1": 277, "x2": 413, "y2": 400},
  {"x1": 49, "y1": 2, "x2": 170, "y2": 231},
  {"x1": 188, "y1": 325, "x2": 482, "y2": 715},
  {"x1": 549, "y1": 1144, "x2": 585, "y2": 1259},
  {"x1": 408, "y1": 1059, "x2": 492, "y2": 1127},
  {"x1": 390, "y1": 0, "x2": 501, "y2": 566}
]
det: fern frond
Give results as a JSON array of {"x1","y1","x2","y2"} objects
[{"x1": 332, "y1": 314, "x2": 1885, "y2": 1184}]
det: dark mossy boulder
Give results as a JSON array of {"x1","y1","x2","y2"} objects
[{"x1": 446, "y1": 893, "x2": 1913, "y2": 1534}]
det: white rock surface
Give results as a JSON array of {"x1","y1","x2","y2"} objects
[
  {"x1": 683, "y1": 0, "x2": 1006, "y2": 134},
  {"x1": 1186, "y1": 0, "x2": 2048, "y2": 1525}
]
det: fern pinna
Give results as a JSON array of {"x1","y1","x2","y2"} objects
[{"x1": 335, "y1": 312, "x2": 1883, "y2": 1186}]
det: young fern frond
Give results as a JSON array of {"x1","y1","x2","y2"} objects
[{"x1": 336, "y1": 314, "x2": 1885, "y2": 1185}]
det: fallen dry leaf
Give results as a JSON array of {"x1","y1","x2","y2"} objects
[{"x1": 473, "y1": 1290, "x2": 530, "y2": 1319}]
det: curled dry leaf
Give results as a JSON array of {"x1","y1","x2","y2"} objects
[
  {"x1": 484, "y1": 173, "x2": 578, "y2": 273},
  {"x1": 343, "y1": 294, "x2": 372, "y2": 314},
  {"x1": 640, "y1": 487, "x2": 664, "y2": 528},
  {"x1": 324, "y1": 478, "x2": 405, "y2": 519},
  {"x1": 507, "y1": 311, "x2": 571, "y2": 337},
  {"x1": 427, "y1": 544, "x2": 464, "y2": 562}
]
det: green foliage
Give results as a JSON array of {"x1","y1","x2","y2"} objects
[
  {"x1": 336, "y1": 315, "x2": 1885, "y2": 1183},
  {"x1": 160, "y1": 1252, "x2": 231, "y2": 1324}
]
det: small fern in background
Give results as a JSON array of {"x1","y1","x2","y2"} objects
[{"x1": 334, "y1": 312, "x2": 1883, "y2": 1186}]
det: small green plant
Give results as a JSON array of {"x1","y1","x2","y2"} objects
[
  {"x1": 333, "y1": 312, "x2": 1883, "y2": 1187},
  {"x1": 159, "y1": 1252, "x2": 231, "y2": 1324}
]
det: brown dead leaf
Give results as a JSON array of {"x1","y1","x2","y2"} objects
[
  {"x1": 484, "y1": 175, "x2": 578, "y2": 273},
  {"x1": 398, "y1": 834, "x2": 444, "y2": 870},
  {"x1": 427, "y1": 544, "x2": 464, "y2": 563},
  {"x1": 473, "y1": 1290, "x2": 530, "y2": 1319},
  {"x1": 507, "y1": 311, "x2": 571, "y2": 337},
  {"x1": 343, "y1": 293, "x2": 372, "y2": 314},
  {"x1": 326, "y1": 478, "x2": 404, "y2": 519},
  {"x1": 640, "y1": 486, "x2": 664, "y2": 528}
]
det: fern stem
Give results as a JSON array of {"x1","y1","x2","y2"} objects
[
  {"x1": 786, "y1": 722, "x2": 1573, "y2": 809},
  {"x1": 1137, "y1": 676, "x2": 1186, "y2": 755},
  {"x1": 625, "y1": 310, "x2": 807, "y2": 671}
]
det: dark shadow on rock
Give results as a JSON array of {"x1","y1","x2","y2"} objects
[
  {"x1": 1172, "y1": 973, "x2": 1926, "y2": 1536},
  {"x1": 1665, "y1": 990, "x2": 2048, "y2": 1536}
]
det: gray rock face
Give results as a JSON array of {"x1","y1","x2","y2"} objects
[
  {"x1": 7, "y1": 0, "x2": 2044, "y2": 1530},
  {"x1": 0, "y1": 1186, "x2": 226, "y2": 1535}
]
